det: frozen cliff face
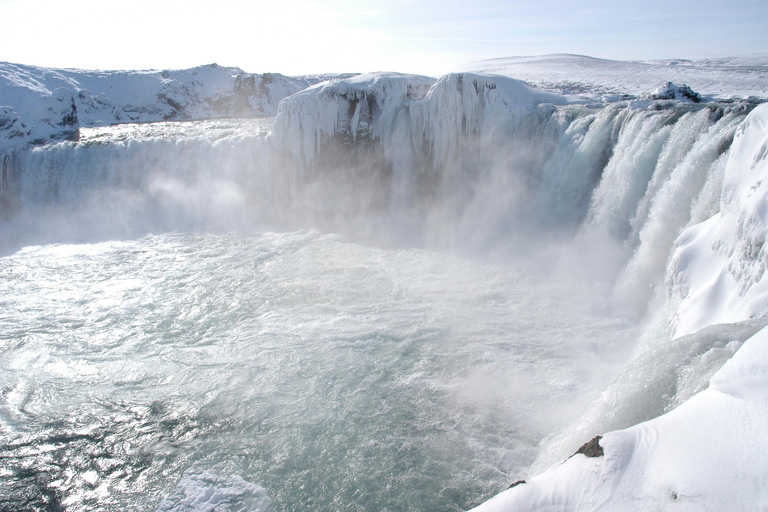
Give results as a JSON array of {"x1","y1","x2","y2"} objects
[
  {"x1": 0, "y1": 61, "x2": 353, "y2": 151},
  {"x1": 269, "y1": 71, "x2": 574, "y2": 220},
  {"x1": 272, "y1": 72, "x2": 435, "y2": 162},
  {"x1": 668, "y1": 103, "x2": 768, "y2": 337},
  {"x1": 272, "y1": 71, "x2": 568, "y2": 170}
]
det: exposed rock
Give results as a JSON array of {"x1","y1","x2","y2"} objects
[
  {"x1": 508, "y1": 479, "x2": 526, "y2": 489},
  {"x1": 645, "y1": 82, "x2": 703, "y2": 103},
  {"x1": 573, "y1": 436, "x2": 604, "y2": 458},
  {"x1": 51, "y1": 87, "x2": 79, "y2": 127}
]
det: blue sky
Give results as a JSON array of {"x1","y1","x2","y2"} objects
[{"x1": 2, "y1": 0, "x2": 766, "y2": 75}]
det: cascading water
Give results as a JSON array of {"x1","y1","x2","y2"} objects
[{"x1": 0, "y1": 73, "x2": 760, "y2": 512}]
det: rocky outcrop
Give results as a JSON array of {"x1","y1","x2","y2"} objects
[{"x1": 645, "y1": 82, "x2": 703, "y2": 103}]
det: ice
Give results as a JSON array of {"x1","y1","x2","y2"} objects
[{"x1": 668, "y1": 104, "x2": 768, "y2": 337}]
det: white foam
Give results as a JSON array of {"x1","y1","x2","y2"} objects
[{"x1": 157, "y1": 467, "x2": 272, "y2": 512}]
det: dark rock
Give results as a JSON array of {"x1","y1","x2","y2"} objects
[
  {"x1": 647, "y1": 82, "x2": 703, "y2": 103},
  {"x1": 508, "y1": 479, "x2": 526, "y2": 489},
  {"x1": 52, "y1": 88, "x2": 79, "y2": 127},
  {"x1": 574, "y1": 435, "x2": 604, "y2": 458}
]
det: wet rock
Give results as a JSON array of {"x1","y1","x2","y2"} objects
[{"x1": 573, "y1": 435, "x2": 604, "y2": 458}]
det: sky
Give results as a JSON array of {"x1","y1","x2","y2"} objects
[{"x1": 1, "y1": 0, "x2": 766, "y2": 76}]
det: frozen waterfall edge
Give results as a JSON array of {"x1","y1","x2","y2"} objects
[{"x1": 469, "y1": 103, "x2": 768, "y2": 512}]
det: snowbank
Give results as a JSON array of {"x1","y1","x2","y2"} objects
[{"x1": 470, "y1": 322, "x2": 768, "y2": 512}]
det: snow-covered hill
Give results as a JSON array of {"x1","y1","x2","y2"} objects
[
  {"x1": 456, "y1": 54, "x2": 768, "y2": 102},
  {"x1": 0, "y1": 61, "x2": 353, "y2": 151}
]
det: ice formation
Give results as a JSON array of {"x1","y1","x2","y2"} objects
[
  {"x1": 156, "y1": 467, "x2": 273, "y2": 512},
  {"x1": 468, "y1": 104, "x2": 768, "y2": 511},
  {"x1": 268, "y1": 72, "x2": 768, "y2": 510}
]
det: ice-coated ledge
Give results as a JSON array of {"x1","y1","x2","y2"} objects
[{"x1": 270, "y1": 70, "x2": 572, "y2": 171}]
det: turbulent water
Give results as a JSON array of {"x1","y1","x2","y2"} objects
[
  {"x1": 0, "y1": 99, "x2": 755, "y2": 511},
  {"x1": 0, "y1": 228, "x2": 637, "y2": 511}
]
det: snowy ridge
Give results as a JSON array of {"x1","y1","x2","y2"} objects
[
  {"x1": 0, "y1": 61, "x2": 352, "y2": 151},
  {"x1": 456, "y1": 54, "x2": 768, "y2": 101}
]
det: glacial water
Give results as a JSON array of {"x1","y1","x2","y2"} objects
[
  {"x1": 0, "y1": 228, "x2": 638, "y2": 512},
  {"x1": 0, "y1": 99, "x2": 752, "y2": 511}
]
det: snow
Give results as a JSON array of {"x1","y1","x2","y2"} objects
[
  {"x1": 469, "y1": 321, "x2": 768, "y2": 512},
  {"x1": 469, "y1": 103, "x2": 768, "y2": 512},
  {"x1": 668, "y1": 103, "x2": 768, "y2": 338},
  {"x1": 0, "y1": 61, "x2": 353, "y2": 152},
  {"x1": 455, "y1": 54, "x2": 768, "y2": 102}
]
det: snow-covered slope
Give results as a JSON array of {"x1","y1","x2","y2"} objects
[
  {"x1": 456, "y1": 54, "x2": 768, "y2": 102},
  {"x1": 469, "y1": 103, "x2": 768, "y2": 512},
  {"x1": 0, "y1": 61, "x2": 352, "y2": 151},
  {"x1": 470, "y1": 321, "x2": 768, "y2": 512}
]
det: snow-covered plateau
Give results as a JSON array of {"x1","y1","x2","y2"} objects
[
  {"x1": 1, "y1": 55, "x2": 768, "y2": 511},
  {"x1": 0, "y1": 61, "x2": 352, "y2": 153}
]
